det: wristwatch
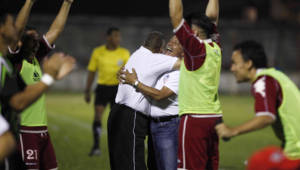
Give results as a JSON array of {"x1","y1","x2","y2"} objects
[{"x1": 133, "y1": 80, "x2": 139, "y2": 88}]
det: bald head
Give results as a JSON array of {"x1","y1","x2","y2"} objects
[{"x1": 144, "y1": 31, "x2": 165, "y2": 53}]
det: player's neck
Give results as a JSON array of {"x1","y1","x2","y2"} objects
[
  {"x1": 249, "y1": 68, "x2": 258, "y2": 82},
  {"x1": 106, "y1": 44, "x2": 117, "y2": 51}
]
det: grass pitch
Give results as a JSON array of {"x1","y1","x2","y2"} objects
[{"x1": 46, "y1": 93, "x2": 281, "y2": 170}]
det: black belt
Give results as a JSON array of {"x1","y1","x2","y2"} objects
[{"x1": 151, "y1": 115, "x2": 178, "y2": 122}]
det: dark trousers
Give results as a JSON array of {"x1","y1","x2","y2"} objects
[
  {"x1": 0, "y1": 151, "x2": 26, "y2": 170},
  {"x1": 107, "y1": 104, "x2": 156, "y2": 170}
]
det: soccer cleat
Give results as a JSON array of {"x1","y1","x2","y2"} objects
[{"x1": 89, "y1": 148, "x2": 101, "y2": 157}]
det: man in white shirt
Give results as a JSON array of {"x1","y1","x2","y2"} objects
[
  {"x1": 107, "y1": 32, "x2": 181, "y2": 170},
  {"x1": 119, "y1": 36, "x2": 183, "y2": 170}
]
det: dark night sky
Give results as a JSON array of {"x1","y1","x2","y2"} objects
[{"x1": 1, "y1": 0, "x2": 270, "y2": 18}]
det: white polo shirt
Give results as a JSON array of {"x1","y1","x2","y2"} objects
[
  {"x1": 150, "y1": 71, "x2": 179, "y2": 117},
  {"x1": 115, "y1": 46, "x2": 177, "y2": 115},
  {"x1": 0, "y1": 115, "x2": 9, "y2": 136}
]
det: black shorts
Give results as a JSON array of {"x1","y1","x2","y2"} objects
[
  {"x1": 94, "y1": 85, "x2": 118, "y2": 106},
  {"x1": 0, "y1": 151, "x2": 26, "y2": 170}
]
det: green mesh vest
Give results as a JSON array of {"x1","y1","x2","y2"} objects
[
  {"x1": 0, "y1": 53, "x2": 13, "y2": 112},
  {"x1": 178, "y1": 42, "x2": 222, "y2": 115},
  {"x1": 20, "y1": 58, "x2": 47, "y2": 126},
  {"x1": 255, "y1": 68, "x2": 300, "y2": 158}
]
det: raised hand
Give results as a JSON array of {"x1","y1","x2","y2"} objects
[
  {"x1": 56, "y1": 55, "x2": 76, "y2": 80},
  {"x1": 43, "y1": 53, "x2": 76, "y2": 80}
]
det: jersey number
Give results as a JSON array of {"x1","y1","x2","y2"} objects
[{"x1": 26, "y1": 149, "x2": 38, "y2": 160}]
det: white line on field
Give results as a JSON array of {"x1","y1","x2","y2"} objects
[{"x1": 47, "y1": 112, "x2": 107, "y2": 134}]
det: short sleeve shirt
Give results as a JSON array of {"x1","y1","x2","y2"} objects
[
  {"x1": 174, "y1": 19, "x2": 220, "y2": 71},
  {"x1": 251, "y1": 75, "x2": 283, "y2": 120},
  {"x1": 115, "y1": 46, "x2": 177, "y2": 115},
  {"x1": 150, "y1": 71, "x2": 179, "y2": 117},
  {"x1": 87, "y1": 45, "x2": 130, "y2": 85}
]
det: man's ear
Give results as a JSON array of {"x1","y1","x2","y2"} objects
[{"x1": 246, "y1": 60, "x2": 254, "y2": 70}]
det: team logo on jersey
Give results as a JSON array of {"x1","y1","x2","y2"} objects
[
  {"x1": 33, "y1": 71, "x2": 41, "y2": 81},
  {"x1": 117, "y1": 60, "x2": 124, "y2": 67},
  {"x1": 163, "y1": 74, "x2": 170, "y2": 83},
  {"x1": 254, "y1": 77, "x2": 266, "y2": 98}
]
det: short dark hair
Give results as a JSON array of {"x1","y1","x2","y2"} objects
[
  {"x1": 0, "y1": 8, "x2": 8, "y2": 26},
  {"x1": 106, "y1": 27, "x2": 119, "y2": 36},
  {"x1": 144, "y1": 31, "x2": 165, "y2": 52},
  {"x1": 233, "y1": 40, "x2": 268, "y2": 68},
  {"x1": 186, "y1": 13, "x2": 215, "y2": 38},
  {"x1": 25, "y1": 26, "x2": 38, "y2": 32}
]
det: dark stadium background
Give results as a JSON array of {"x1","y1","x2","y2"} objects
[{"x1": 3, "y1": 0, "x2": 270, "y2": 18}]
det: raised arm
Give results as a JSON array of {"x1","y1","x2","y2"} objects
[
  {"x1": 45, "y1": 0, "x2": 73, "y2": 45},
  {"x1": 10, "y1": 0, "x2": 36, "y2": 51},
  {"x1": 205, "y1": 0, "x2": 219, "y2": 25},
  {"x1": 119, "y1": 69, "x2": 174, "y2": 101},
  {"x1": 169, "y1": 0, "x2": 183, "y2": 29}
]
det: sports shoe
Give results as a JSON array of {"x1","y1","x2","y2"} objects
[{"x1": 89, "y1": 148, "x2": 101, "y2": 157}]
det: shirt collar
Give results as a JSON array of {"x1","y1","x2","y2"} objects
[
  {"x1": 256, "y1": 68, "x2": 267, "y2": 76},
  {"x1": 140, "y1": 46, "x2": 153, "y2": 54}
]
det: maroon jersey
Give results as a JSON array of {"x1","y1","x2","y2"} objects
[
  {"x1": 174, "y1": 19, "x2": 220, "y2": 71},
  {"x1": 251, "y1": 75, "x2": 285, "y2": 142},
  {"x1": 9, "y1": 35, "x2": 55, "y2": 72}
]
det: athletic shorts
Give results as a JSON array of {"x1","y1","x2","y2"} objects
[
  {"x1": 18, "y1": 126, "x2": 57, "y2": 170},
  {"x1": 94, "y1": 85, "x2": 118, "y2": 106},
  {"x1": 177, "y1": 114, "x2": 221, "y2": 170}
]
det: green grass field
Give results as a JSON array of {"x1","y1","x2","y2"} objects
[{"x1": 45, "y1": 93, "x2": 281, "y2": 170}]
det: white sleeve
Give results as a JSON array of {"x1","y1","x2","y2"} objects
[
  {"x1": 0, "y1": 115, "x2": 9, "y2": 136},
  {"x1": 164, "y1": 71, "x2": 180, "y2": 95},
  {"x1": 150, "y1": 54, "x2": 177, "y2": 77}
]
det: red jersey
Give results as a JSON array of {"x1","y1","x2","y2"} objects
[
  {"x1": 174, "y1": 19, "x2": 220, "y2": 71},
  {"x1": 251, "y1": 74, "x2": 285, "y2": 142}
]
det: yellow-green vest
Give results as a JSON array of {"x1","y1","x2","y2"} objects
[
  {"x1": 178, "y1": 42, "x2": 222, "y2": 115},
  {"x1": 20, "y1": 58, "x2": 47, "y2": 126},
  {"x1": 256, "y1": 68, "x2": 300, "y2": 158}
]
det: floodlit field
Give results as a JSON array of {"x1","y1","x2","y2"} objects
[{"x1": 46, "y1": 93, "x2": 281, "y2": 170}]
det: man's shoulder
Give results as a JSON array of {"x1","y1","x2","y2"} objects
[
  {"x1": 118, "y1": 47, "x2": 130, "y2": 53},
  {"x1": 93, "y1": 45, "x2": 105, "y2": 52}
]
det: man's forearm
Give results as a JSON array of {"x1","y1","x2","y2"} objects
[
  {"x1": 11, "y1": 0, "x2": 35, "y2": 50},
  {"x1": 169, "y1": 0, "x2": 183, "y2": 29},
  {"x1": 9, "y1": 82, "x2": 49, "y2": 111},
  {"x1": 0, "y1": 132, "x2": 16, "y2": 161},
  {"x1": 46, "y1": 0, "x2": 73, "y2": 45},
  {"x1": 232, "y1": 116, "x2": 275, "y2": 136},
  {"x1": 136, "y1": 82, "x2": 163, "y2": 101},
  {"x1": 85, "y1": 71, "x2": 95, "y2": 92},
  {"x1": 205, "y1": 0, "x2": 219, "y2": 25}
]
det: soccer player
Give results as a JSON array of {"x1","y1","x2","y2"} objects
[
  {"x1": 85, "y1": 27, "x2": 130, "y2": 156},
  {"x1": 169, "y1": 0, "x2": 222, "y2": 169},
  {"x1": 215, "y1": 41, "x2": 300, "y2": 159},
  {"x1": 119, "y1": 36, "x2": 183, "y2": 170},
  {"x1": 0, "y1": 8, "x2": 75, "y2": 170},
  {"x1": 7, "y1": 0, "x2": 74, "y2": 169},
  {"x1": 108, "y1": 31, "x2": 181, "y2": 170}
]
